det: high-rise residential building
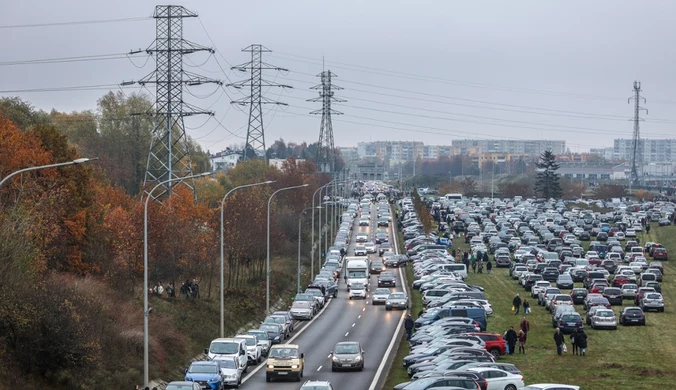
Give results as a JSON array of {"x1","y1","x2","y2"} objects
[
  {"x1": 613, "y1": 139, "x2": 676, "y2": 163},
  {"x1": 357, "y1": 141, "x2": 424, "y2": 163},
  {"x1": 451, "y1": 139, "x2": 566, "y2": 156}
]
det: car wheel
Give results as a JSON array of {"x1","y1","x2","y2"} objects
[
  {"x1": 505, "y1": 385, "x2": 517, "y2": 390},
  {"x1": 489, "y1": 348, "x2": 501, "y2": 358}
]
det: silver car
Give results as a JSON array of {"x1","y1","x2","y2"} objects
[
  {"x1": 621, "y1": 284, "x2": 638, "y2": 300},
  {"x1": 590, "y1": 309, "x2": 617, "y2": 330},
  {"x1": 372, "y1": 288, "x2": 391, "y2": 305},
  {"x1": 641, "y1": 292, "x2": 665, "y2": 312},
  {"x1": 217, "y1": 357, "x2": 243, "y2": 387},
  {"x1": 290, "y1": 301, "x2": 314, "y2": 320},
  {"x1": 386, "y1": 292, "x2": 409, "y2": 311},
  {"x1": 331, "y1": 341, "x2": 364, "y2": 371}
]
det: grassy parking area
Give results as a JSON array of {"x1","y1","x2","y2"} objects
[{"x1": 384, "y1": 223, "x2": 676, "y2": 389}]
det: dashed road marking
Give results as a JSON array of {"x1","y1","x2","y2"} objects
[
  {"x1": 317, "y1": 366, "x2": 322, "y2": 371},
  {"x1": 345, "y1": 332, "x2": 349, "y2": 337}
]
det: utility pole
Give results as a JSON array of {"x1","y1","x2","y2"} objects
[
  {"x1": 309, "y1": 70, "x2": 344, "y2": 174},
  {"x1": 228, "y1": 45, "x2": 291, "y2": 162},
  {"x1": 128, "y1": 5, "x2": 221, "y2": 200},
  {"x1": 628, "y1": 80, "x2": 648, "y2": 189}
]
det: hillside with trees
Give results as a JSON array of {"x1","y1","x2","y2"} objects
[{"x1": 0, "y1": 96, "x2": 328, "y2": 388}]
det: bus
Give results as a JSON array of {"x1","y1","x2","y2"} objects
[{"x1": 444, "y1": 193, "x2": 463, "y2": 201}]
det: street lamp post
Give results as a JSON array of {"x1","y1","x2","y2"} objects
[
  {"x1": 220, "y1": 180, "x2": 274, "y2": 338},
  {"x1": 0, "y1": 157, "x2": 96, "y2": 192},
  {"x1": 144, "y1": 171, "x2": 211, "y2": 388},
  {"x1": 310, "y1": 185, "x2": 327, "y2": 278},
  {"x1": 267, "y1": 183, "x2": 309, "y2": 314},
  {"x1": 298, "y1": 206, "x2": 321, "y2": 293}
]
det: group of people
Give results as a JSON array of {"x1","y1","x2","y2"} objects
[
  {"x1": 503, "y1": 316, "x2": 530, "y2": 355},
  {"x1": 149, "y1": 279, "x2": 200, "y2": 299},
  {"x1": 554, "y1": 327, "x2": 588, "y2": 356},
  {"x1": 460, "y1": 250, "x2": 492, "y2": 274},
  {"x1": 511, "y1": 293, "x2": 530, "y2": 315}
]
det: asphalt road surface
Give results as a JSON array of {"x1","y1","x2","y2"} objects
[{"x1": 239, "y1": 201, "x2": 407, "y2": 390}]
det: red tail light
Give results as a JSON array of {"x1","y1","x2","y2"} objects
[
  {"x1": 577, "y1": 322, "x2": 583, "y2": 326},
  {"x1": 560, "y1": 321, "x2": 567, "y2": 325}
]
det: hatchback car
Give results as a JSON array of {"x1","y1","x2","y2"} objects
[
  {"x1": 602, "y1": 287, "x2": 623, "y2": 306},
  {"x1": 590, "y1": 308, "x2": 617, "y2": 330},
  {"x1": 331, "y1": 341, "x2": 364, "y2": 371},
  {"x1": 556, "y1": 313, "x2": 584, "y2": 333},
  {"x1": 556, "y1": 274, "x2": 574, "y2": 289},
  {"x1": 619, "y1": 307, "x2": 646, "y2": 326},
  {"x1": 349, "y1": 282, "x2": 367, "y2": 300},
  {"x1": 378, "y1": 272, "x2": 396, "y2": 287},
  {"x1": 640, "y1": 292, "x2": 665, "y2": 312},
  {"x1": 570, "y1": 288, "x2": 588, "y2": 305},
  {"x1": 371, "y1": 288, "x2": 391, "y2": 305}
]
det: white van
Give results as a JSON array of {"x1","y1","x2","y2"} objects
[
  {"x1": 205, "y1": 338, "x2": 248, "y2": 371},
  {"x1": 442, "y1": 263, "x2": 468, "y2": 279}
]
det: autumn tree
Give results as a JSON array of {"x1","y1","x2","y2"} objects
[
  {"x1": 594, "y1": 184, "x2": 627, "y2": 200},
  {"x1": 534, "y1": 150, "x2": 563, "y2": 199},
  {"x1": 498, "y1": 182, "x2": 533, "y2": 198}
]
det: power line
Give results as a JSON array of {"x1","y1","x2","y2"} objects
[
  {"x1": 0, "y1": 16, "x2": 151, "y2": 29},
  {"x1": 0, "y1": 84, "x2": 137, "y2": 93}
]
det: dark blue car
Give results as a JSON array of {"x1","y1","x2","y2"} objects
[{"x1": 555, "y1": 313, "x2": 584, "y2": 334}]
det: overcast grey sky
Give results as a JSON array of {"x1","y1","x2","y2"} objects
[{"x1": 2, "y1": 0, "x2": 675, "y2": 153}]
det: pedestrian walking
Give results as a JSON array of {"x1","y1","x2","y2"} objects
[
  {"x1": 520, "y1": 316, "x2": 530, "y2": 340},
  {"x1": 483, "y1": 251, "x2": 489, "y2": 263},
  {"x1": 167, "y1": 281, "x2": 175, "y2": 298},
  {"x1": 486, "y1": 260, "x2": 492, "y2": 274},
  {"x1": 504, "y1": 326, "x2": 517, "y2": 355},
  {"x1": 512, "y1": 293, "x2": 522, "y2": 315},
  {"x1": 471, "y1": 255, "x2": 477, "y2": 273},
  {"x1": 517, "y1": 329, "x2": 527, "y2": 354},
  {"x1": 523, "y1": 299, "x2": 530, "y2": 315},
  {"x1": 577, "y1": 329, "x2": 588, "y2": 356},
  {"x1": 554, "y1": 327, "x2": 565, "y2": 355},
  {"x1": 646, "y1": 223, "x2": 651, "y2": 234},
  {"x1": 404, "y1": 313, "x2": 415, "y2": 340},
  {"x1": 570, "y1": 328, "x2": 579, "y2": 355}
]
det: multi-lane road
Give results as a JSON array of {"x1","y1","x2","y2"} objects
[{"x1": 239, "y1": 201, "x2": 406, "y2": 390}]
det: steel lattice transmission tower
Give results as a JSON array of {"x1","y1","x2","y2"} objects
[
  {"x1": 628, "y1": 80, "x2": 648, "y2": 186},
  {"x1": 309, "y1": 70, "x2": 345, "y2": 173},
  {"x1": 126, "y1": 5, "x2": 221, "y2": 200},
  {"x1": 227, "y1": 45, "x2": 291, "y2": 161}
]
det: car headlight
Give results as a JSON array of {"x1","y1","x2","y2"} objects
[
  {"x1": 332, "y1": 356, "x2": 340, "y2": 362},
  {"x1": 267, "y1": 364, "x2": 275, "y2": 369},
  {"x1": 274, "y1": 336, "x2": 280, "y2": 341},
  {"x1": 355, "y1": 355, "x2": 362, "y2": 361},
  {"x1": 386, "y1": 301, "x2": 391, "y2": 305},
  {"x1": 185, "y1": 376, "x2": 192, "y2": 381},
  {"x1": 208, "y1": 376, "x2": 220, "y2": 382},
  {"x1": 291, "y1": 365, "x2": 299, "y2": 369}
]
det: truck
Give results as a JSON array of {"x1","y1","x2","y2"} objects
[{"x1": 345, "y1": 257, "x2": 370, "y2": 291}]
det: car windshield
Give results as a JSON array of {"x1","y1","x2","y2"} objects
[
  {"x1": 269, "y1": 348, "x2": 299, "y2": 358},
  {"x1": 267, "y1": 317, "x2": 285, "y2": 324},
  {"x1": 423, "y1": 309, "x2": 440, "y2": 318},
  {"x1": 389, "y1": 293, "x2": 405, "y2": 300},
  {"x1": 374, "y1": 288, "x2": 391, "y2": 295},
  {"x1": 188, "y1": 364, "x2": 219, "y2": 374},
  {"x1": 335, "y1": 343, "x2": 360, "y2": 354},
  {"x1": 597, "y1": 311, "x2": 614, "y2": 317},
  {"x1": 218, "y1": 359, "x2": 237, "y2": 369},
  {"x1": 292, "y1": 301, "x2": 311, "y2": 308},
  {"x1": 626, "y1": 308, "x2": 643, "y2": 314},
  {"x1": 300, "y1": 386, "x2": 331, "y2": 390},
  {"x1": 646, "y1": 294, "x2": 662, "y2": 299},
  {"x1": 348, "y1": 270, "x2": 367, "y2": 278},
  {"x1": 248, "y1": 331, "x2": 268, "y2": 340},
  {"x1": 623, "y1": 284, "x2": 637, "y2": 289},
  {"x1": 295, "y1": 294, "x2": 313, "y2": 301},
  {"x1": 210, "y1": 342, "x2": 239, "y2": 354},
  {"x1": 260, "y1": 325, "x2": 279, "y2": 332},
  {"x1": 562, "y1": 315, "x2": 580, "y2": 321}
]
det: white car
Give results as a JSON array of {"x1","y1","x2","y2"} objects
[
  {"x1": 349, "y1": 283, "x2": 367, "y2": 299},
  {"x1": 524, "y1": 385, "x2": 579, "y2": 390},
  {"x1": 364, "y1": 241, "x2": 377, "y2": 254},
  {"x1": 512, "y1": 266, "x2": 528, "y2": 280},
  {"x1": 625, "y1": 229, "x2": 637, "y2": 238},
  {"x1": 531, "y1": 281, "x2": 552, "y2": 299},
  {"x1": 217, "y1": 357, "x2": 244, "y2": 388},
  {"x1": 234, "y1": 334, "x2": 262, "y2": 364},
  {"x1": 457, "y1": 299, "x2": 494, "y2": 315},
  {"x1": 354, "y1": 246, "x2": 367, "y2": 256},
  {"x1": 467, "y1": 367, "x2": 525, "y2": 390},
  {"x1": 371, "y1": 288, "x2": 391, "y2": 305},
  {"x1": 355, "y1": 233, "x2": 368, "y2": 243}
]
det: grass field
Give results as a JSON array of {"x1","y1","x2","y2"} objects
[{"x1": 384, "y1": 223, "x2": 676, "y2": 390}]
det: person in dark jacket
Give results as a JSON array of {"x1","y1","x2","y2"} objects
[
  {"x1": 482, "y1": 251, "x2": 489, "y2": 263},
  {"x1": 576, "y1": 329, "x2": 588, "y2": 356},
  {"x1": 504, "y1": 326, "x2": 518, "y2": 355},
  {"x1": 486, "y1": 260, "x2": 493, "y2": 274},
  {"x1": 512, "y1": 293, "x2": 522, "y2": 315},
  {"x1": 404, "y1": 313, "x2": 415, "y2": 340},
  {"x1": 570, "y1": 328, "x2": 579, "y2": 355},
  {"x1": 554, "y1": 327, "x2": 565, "y2": 355}
]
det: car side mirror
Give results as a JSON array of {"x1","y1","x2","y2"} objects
[
  {"x1": 362, "y1": 350, "x2": 366, "y2": 354},
  {"x1": 300, "y1": 353, "x2": 305, "y2": 358},
  {"x1": 184, "y1": 368, "x2": 188, "y2": 374},
  {"x1": 204, "y1": 348, "x2": 208, "y2": 355}
]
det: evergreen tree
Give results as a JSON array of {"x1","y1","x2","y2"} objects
[{"x1": 534, "y1": 150, "x2": 563, "y2": 199}]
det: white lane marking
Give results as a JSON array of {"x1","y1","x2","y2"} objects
[
  {"x1": 327, "y1": 354, "x2": 332, "y2": 358},
  {"x1": 345, "y1": 332, "x2": 349, "y2": 337},
  {"x1": 368, "y1": 208, "x2": 409, "y2": 390},
  {"x1": 352, "y1": 323, "x2": 356, "y2": 327},
  {"x1": 317, "y1": 366, "x2": 322, "y2": 371},
  {"x1": 362, "y1": 308, "x2": 366, "y2": 312},
  {"x1": 358, "y1": 315, "x2": 362, "y2": 319},
  {"x1": 240, "y1": 296, "x2": 333, "y2": 384}
]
